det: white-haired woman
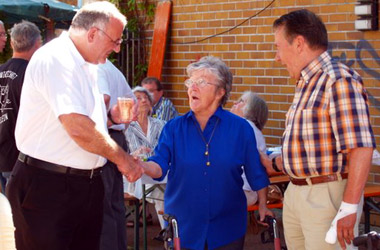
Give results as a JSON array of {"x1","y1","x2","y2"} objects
[
  {"x1": 124, "y1": 86, "x2": 166, "y2": 228},
  {"x1": 141, "y1": 56, "x2": 272, "y2": 249},
  {"x1": 231, "y1": 92, "x2": 269, "y2": 206}
]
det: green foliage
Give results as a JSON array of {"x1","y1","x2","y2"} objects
[
  {"x1": 134, "y1": 62, "x2": 148, "y2": 86},
  {"x1": 111, "y1": 0, "x2": 156, "y2": 86}
]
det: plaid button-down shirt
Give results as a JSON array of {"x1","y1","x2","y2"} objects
[{"x1": 282, "y1": 51, "x2": 376, "y2": 178}]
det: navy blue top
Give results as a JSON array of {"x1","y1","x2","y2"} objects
[{"x1": 149, "y1": 106, "x2": 269, "y2": 249}]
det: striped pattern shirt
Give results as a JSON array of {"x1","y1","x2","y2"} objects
[
  {"x1": 124, "y1": 116, "x2": 166, "y2": 157},
  {"x1": 282, "y1": 51, "x2": 376, "y2": 178},
  {"x1": 152, "y1": 96, "x2": 178, "y2": 121}
]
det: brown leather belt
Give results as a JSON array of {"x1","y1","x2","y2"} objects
[
  {"x1": 290, "y1": 173, "x2": 348, "y2": 186},
  {"x1": 18, "y1": 152, "x2": 102, "y2": 178}
]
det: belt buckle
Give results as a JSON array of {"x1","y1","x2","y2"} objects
[
  {"x1": 18, "y1": 153, "x2": 27, "y2": 163},
  {"x1": 90, "y1": 168, "x2": 94, "y2": 179}
]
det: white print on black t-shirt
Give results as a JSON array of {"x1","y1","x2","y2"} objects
[
  {"x1": 0, "y1": 70, "x2": 17, "y2": 80},
  {"x1": 0, "y1": 113, "x2": 8, "y2": 124},
  {"x1": 0, "y1": 85, "x2": 12, "y2": 113},
  {"x1": 0, "y1": 70, "x2": 18, "y2": 115}
]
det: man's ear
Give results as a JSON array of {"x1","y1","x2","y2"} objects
[
  {"x1": 87, "y1": 27, "x2": 97, "y2": 43},
  {"x1": 294, "y1": 35, "x2": 306, "y2": 54}
]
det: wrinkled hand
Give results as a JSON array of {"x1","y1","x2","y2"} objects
[
  {"x1": 109, "y1": 100, "x2": 139, "y2": 124},
  {"x1": 117, "y1": 153, "x2": 144, "y2": 182},
  {"x1": 337, "y1": 213, "x2": 357, "y2": 249},
  {"x1": 257, "y1": 203, "x2": 274, "y2": 226},
  {"x1": 109, "y1": 104, "x2": 123, "y2": 124},
  {"x1": 131, "y1": 147, "x2": 152, "y2": 158}
]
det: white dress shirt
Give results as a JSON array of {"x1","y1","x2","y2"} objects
[
  {"x1": 97, "y1": 59, "x2": 134, "y2": 131},
  {"x1": 15, "y1": 32, "x2": 107, "y2": 169}
]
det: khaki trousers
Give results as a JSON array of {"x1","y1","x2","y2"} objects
[{"x1": 283, "y1": 180, "x2": 363, "y2": 250}]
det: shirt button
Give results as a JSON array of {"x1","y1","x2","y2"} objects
[
  {"x1": 204, "y1": 172, "x2": 207, "y2": 175},
  {"x1": 205, "y1": 188, "x2": 208, "y2": 192}
]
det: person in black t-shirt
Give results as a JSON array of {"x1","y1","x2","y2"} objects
[{"x1": 0, "y1": 21, "x2": 41, "y2": 193}]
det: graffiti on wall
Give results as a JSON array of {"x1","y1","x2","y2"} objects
[{"x1": 328, "y1": 39, "x2": 380, "y2": 106}]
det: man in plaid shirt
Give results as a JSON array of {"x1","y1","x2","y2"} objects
[
  {"x1": 268, "y1": 9, "x2": 376, "y2": 250},
  {"x1": 141, "y1": 77, "x2": 178, "y2": 121}
]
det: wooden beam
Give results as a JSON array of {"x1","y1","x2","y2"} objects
[{"x1": 147, "y1": 0, "x2": 172, "y2": 81}]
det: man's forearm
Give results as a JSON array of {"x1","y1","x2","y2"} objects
[
  {"x1": 343, "y1": 147, "x2": 373, "y2": 204},
  {"x1": 59, "y1": 113, "x2": 126, "y2": 165}
]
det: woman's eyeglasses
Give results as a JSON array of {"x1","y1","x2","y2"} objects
[{"x1": 184, "y1": 79, "x2": 219, "y2": 89}]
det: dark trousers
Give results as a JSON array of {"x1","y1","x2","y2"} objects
[
  {"x1": 0, "y1": 173, "x2": 6, "y2": 194},
  {"x1": 99, "y1": 129, "x2": 128, "y2": 250},
  {"x1": 6, "y1": 160, "x2": 104, "y2": 250}
]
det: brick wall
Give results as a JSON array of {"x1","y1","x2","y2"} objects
[{"x1": 142, "y1": 0, "x2": 380, "y2": 183}]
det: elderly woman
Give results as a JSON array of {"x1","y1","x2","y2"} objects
[
  {"x1": 231, "y1": 92, "x2": 269, "y2": 206},
  {"x1": 141, "y1": 56, "x2": 271, "y2": 249},
  {"x1": 124, "y1": 86, "x2": 166, "y2": 228}
]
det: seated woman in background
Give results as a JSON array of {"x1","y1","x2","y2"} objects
[
  {"x1": 124, "y1": 86, "x2": 166, "y2": 229},
  {"x1": 231, "y1": 92, "x2": 269, "y2": 206}
]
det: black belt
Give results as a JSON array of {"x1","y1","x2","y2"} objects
[{"x1": 18, "y1": 152, "x2": 102, "y2": 178}]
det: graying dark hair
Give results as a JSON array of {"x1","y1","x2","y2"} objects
[
  {"x1": 186, "y1": 56, "x2": 233, "y2": 106},
  {"x1": 9, "y1": 21, "x2": 41, "y2": 52},
  {"x1": 132, "y1": 86, "x2": 154, "y2": 106},
  {"x1": 71, "y1": 1, "x2": 127, "y2": 31},
  {"x1": 273, "y1": 9, "x2": 328, "y2": 51},
  {"x1": 242, "y1": 92, "x2": 268, "y2": 131}
]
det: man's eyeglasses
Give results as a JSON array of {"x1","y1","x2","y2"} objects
[
  {"x1": 184, "y1": 79, "x2": 219, "y2": 89},
  {"x1": 95, "y1": 27, "x2": 123, "y2": 46},
  {"x1": 0, "y1": 32, "x2": 7, "y2": 38}
]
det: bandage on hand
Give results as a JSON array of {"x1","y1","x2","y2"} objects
[{"x1": 325, "y1": 201, "x2": 358, "y2": 244}]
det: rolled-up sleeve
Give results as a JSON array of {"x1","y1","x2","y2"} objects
[{"x1": 149, "y1": 120, "x2": 174, "y2": 181}]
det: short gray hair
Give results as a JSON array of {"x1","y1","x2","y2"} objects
[
  {"x1": 71, "y1": 1, "x2": 127, "y2": 31},
  {"x1": 186, "y1": 56, "x2": 233, "y2": 106},
  {"x1": 242, "y1": 92, "x2": 268, "y2": 131},
  {"x1": 132, "y1": 86, "x2": 154, "y2": 106},
  {"x1": 9, "y1": 21, "x2": 41, "y2": 52}
]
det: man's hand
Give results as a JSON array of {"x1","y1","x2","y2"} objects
[
  {"x1": 260, "y1": 153, "x2": 283, "y2": 176},
  {"x1": 337, "y1": 213, "x2": 357, "y2": 249},
  {"x1": 117, "y1": 152, "x2": 144, "y2": 182},
  {"x1": 131, "y1": 147, "x2": 152, "y2": 158},
  {"x1": 109, "y1": 100, "x2": 139, "y2": 124},
  {"x1": 131, "y1": 99, "x2": 139, "y2": 121}
]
